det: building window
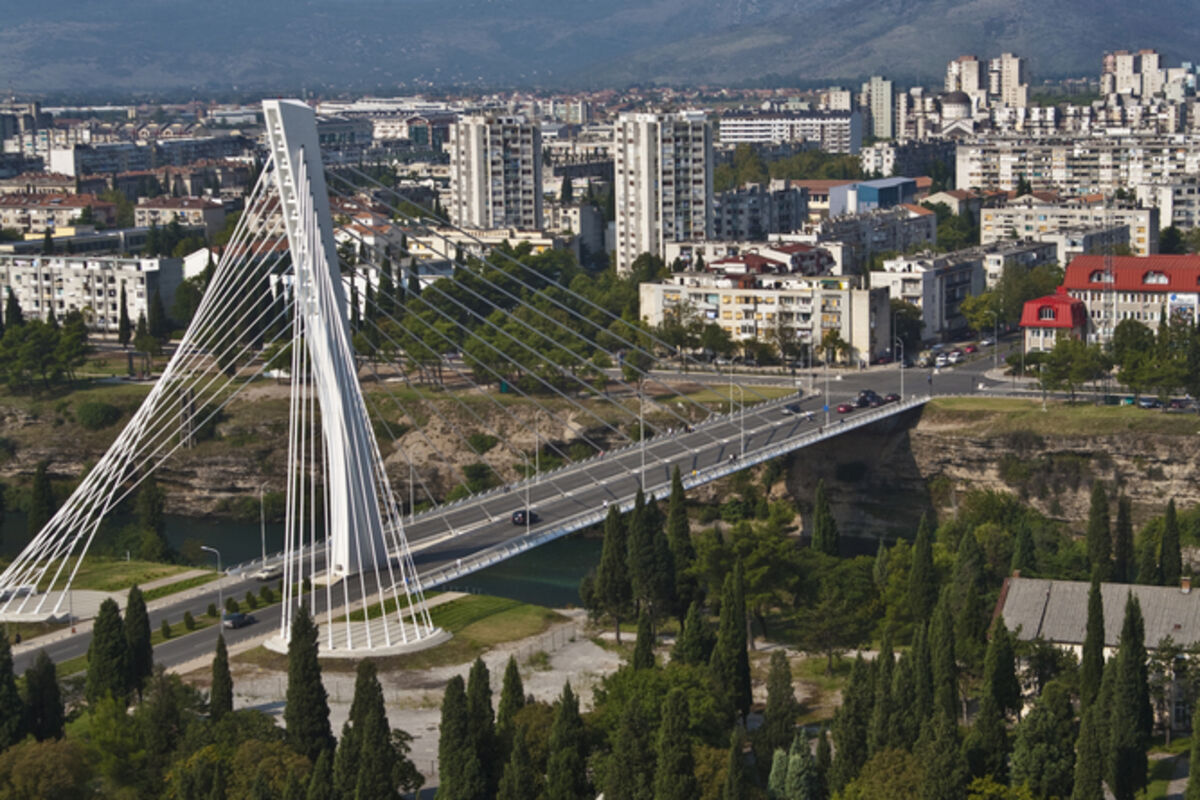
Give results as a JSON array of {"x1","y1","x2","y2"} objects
[{"x1": 1039, "y1": 306, "x2": 1056, "y2": 321}]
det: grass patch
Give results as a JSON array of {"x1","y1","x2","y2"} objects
[
  {"x1": 3, "y1": 620, "x2": 69, "y2": 644},
  {"x1": 675, "y1": 385, "x2": 797, "y2": 405},
  {"x1": 922, "y1": 397, "x2": 1200, "y2": 437},
  {"x1": 142, "y1": 573, "x2": 219, "y2": 603},
  {"x1": 42, "y1": 558, "x2": 193, "y2": 593},
  {"x1": 792, "y1": 654, "x2": 855, "y2": 725},
  {"x1": 1144, "y1": 754, "x2": 1181, "y2": 800}
]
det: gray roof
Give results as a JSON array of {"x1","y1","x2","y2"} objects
[{"x1": 999, "y1": 576, "x2": 1200, "y2": 649}]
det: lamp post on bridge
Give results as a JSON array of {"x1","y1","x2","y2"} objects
[
  {"x1": 200, "y1": 545, "x2": 222, "y2": 625},
  {"x1": 259, "y1": 481, "x2": 269, "y2": 567},
  {"x1": 729, "y1": 382, "x2": 745, "y2": 456},
  {"x1": 895, "y1": 337, "x2": 905, "y2": 400},
  {"x1": 639, "y1": 382, "x2": 646, "y2": 489}
]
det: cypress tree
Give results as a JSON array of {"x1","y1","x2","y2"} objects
[
  {"x1": 830, "y1": 656, "x2": 872, "y2": 792},
  {"x1": 710, "y1": 562, "x2": 751, "y2": 720},
  {"x1": 666, "y1": 466, "x2": 700, "y2": 618},
  {"x1": 496, "y1": 655, "x2": 524, "y2": 758},
  {"x1": 653, "y1": 688, "x2": 698, "y2": 800},
  {"x1": 23, "y1": 650, "x2": 63, "y2": 741},
  {"x1": 306, "y1": 750, "x2": 333, "y2": 800},
  {"x1": 147, "y1": 288, "x2": 168, "y2": 339},
  {"x1": 336, "y1": 660, "x2": 388, "y2": 799},
  {"x1": 909, "y1": 514, "x2": 937, "y2": 620},
  {"x1": 632, "y1": 609, "x2": 655, "y2": 669},
  {"x1": 438, "y1": 675, "x2": 485, "y2": 800},
  {"x1": 647, "y1": 500, "x2": 677, "y2": 621},
  {"x1": 1011, "y1": 681, "x2": 1076, "y2": 799},
  {"x1": 545, "y1": 681, "x2": 589, "y2": 800},
  {"x1": 930, "y1": 594, "x2": 958, "y2": 722},
  {"x1": 815, "y1": 727, "x2": 831, "y2": 800},
  {"x1": 498, "y1": 728, "x2": 539, "y2": 800},
  {"x1": 1113, "y1": 496, "x2": 1134, "y2": 584},
  {"x1": 767, "y1": 749, "x2": 789, "y2": 799},
  {"x1": 0, "y1": 635, "x2": 21, "y2": 749},
  {"x1": 1079, "y1": 575, "x2": 1105, "y2": 710},
  {"x1": 963, "y1": 694, "x2": 1009, "y2": 782},
  {"x1": 867, "y1": 635, "x2": 894, "y2": 756},
  {"x1": 762, "y1": 650, "x2": 799, "y2": 758},
  {"x1": 210, "y1": 634, "x2": 233, "y2": 720},
  {"x1": 918, "y1": 712, "x2": 969, "y2": 800},
  {"x1": 596, "y1": 504, "x2": 632, "y2": 642},
  {"x1": 723, "y1": 728, "x2": 746, "y2": 800},
  {"x1": 786, "y1": 734, "x2": 820, "y2": 800},
  {"x1": 86, "y1": 597, "x2": 128, "y2": 704},
  {"x1": 810, "y1": 480, "x2": 839, "y2": 556},
  {"x1": 1086, "y1": 481, "x2": 1112, "y2": 578},
  {"x1": 1071, "y1": 706, "x2": 1103, "y2": 800},
  {"x1": 466, "y1": 656, "x2": 499, "y2": 794},
  {"x1": 1108, "y1": 594, "x2": 1151, "y2": 800},
  {"x1": 118, "y1": 285, "x2": 132, "y2": 347},
  {"x1": 1011, "y1": 521, "x2": 1036, "y2": 574},
  {"x1": 3, "y1": 293, "x2": 22, "y2": 329},
  {"x1": 953, "y1": 581, "x2": 988, "y2": 681},
  {"x1": 910, "y1": 621, "x2": 934, "y2": 723},
  {"x1": 124, "y1": 584, "x2": 153, "y2": 696},
  {"x1": 672, "y1": 600, "x2": 714, "y2": 665},
  {"x1": 284, "y1": 604, "x2": 334, "y2": 762},
  {"x1": 1160, "y1": 498, "x2": 1182, "y2": 586},
  {"x1": 889, "y1": 652, "x2": 919, "y2": 746},
  {"x1": 351, "y1": 677, "x2": 398, "y2": 800},
  {"x1": 626, "y1": 488, "x2": 652, "y2": 610},
  {"x1": 1136, "y1": 534, "x2": 1158, "y2": 585},
  {"x1": 27, "y1": 462, "x2": 54, "y2": 537},
  {"x1": 603, "y1": 696, "x2": 655, "y2": 800},
  {"x1": 983, "y1": 618, "x2": 1021, "y2": 720}
]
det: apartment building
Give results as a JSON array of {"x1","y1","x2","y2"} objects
[
  {"x1": 869, "y1": 250, "x2": 986, "y2": 340},
  {"x1": 980, "y1": 199, "x2": 1158, "y2": 256},
  {"x1": 793, "y1": 205, "x2": 938, "y2": 273},
  {"x1": 662, "y1": 240, "x2": 836, "y2": 275},
  {"x1": 859, "y1": 140, "x2": 957, "y2": 179},
  {"x1": 639, "y1": 264, "x2": 890, "y2": 363},
  {"x1": 0, "y1": 254, "x2": 182, "y2": 332},
  {"x1": 945, "y1": 56, "x2": 987, "y2": 112},
  {"x1": 717, "y1": 110, "x2": 863, "y2": 154},
  {"x1": 0, "y1": 194, "x2": 116, "y2": 233},
  {"x1": 613, "y1": 111, "x2": 714, "y2": 274},
  {"x1": 989, "y1": 53, "x2": 1030, "y2": 109},
  {"x1": 713, "y1": 185, "x2": 807, "y2": 240},
  {"x1": 134, "y1": 197, "x2": 226, "y2": 237},
  {"x1": 975, "y1": 240, "x2": 1059, "y2": 287},
  {"x1": 862, "y1": 76, "x2": 895, "y2": 140},
  {"x1": 0, "y1": 172, "x2": 75, "y2": 196},
  {"x1": 828, "y1": 178, "x2": 917, "y2": 217},
  {"x1": 1035, "y1": 224, "x2": 1130, "y2": 266},
  {"x1": 448, "y1": 115, "x2": 543, "y2": 231},
  {"x1": 1060, "y1": 254, "x2": 1200, "y2": 343},
  {"x1": 1135, "y1": 177, "x2": 1200, "y2": 230},
  {"x1": 1020, "y1": 288, "x2": 1089, "y2": 353}
]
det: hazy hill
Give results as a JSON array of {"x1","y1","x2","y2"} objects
[{"x1": 1, "y1": 0, "x2": 1197, "y2": 94}]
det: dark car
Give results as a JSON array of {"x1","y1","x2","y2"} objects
[
  {"x1": 222, "y1": 612, "x2": 256, "y2": 630},
  {"x1": 1169, "y1": 398, "x2": 1192, "y2": 410},
  {"x1": 873, "y1": 355, "x2": 893, "y2": 365},
  {"x1": 836, "y1": 402, "x2": 854, "y2": 414},
  {"x1": 1138, "y1": 397, "x2": 1162, "y2": 409},
  {"x1": 511, "y1": 509, "x2": 541, "y2": 525},
  {"x1": 782, "y1": 402, "x2": 803, "y2": 415},
  {"x1": 884, "y1": 393, "x2": 901, "y2": 403}
]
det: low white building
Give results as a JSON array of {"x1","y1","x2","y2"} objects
[
  {"x1": 134, "y1": 197, "x2": 226, "y2": 237},
  {"x1": 979, "y1": 198, "x2": 1159, "y2": 256},
  {"x1": 869, "y1": 250, "x2": 986, "y2": 341}
]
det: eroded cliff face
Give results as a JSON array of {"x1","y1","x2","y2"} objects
[{"x1": 786, "y1": 405, "x2": 1200, "y2": 540}]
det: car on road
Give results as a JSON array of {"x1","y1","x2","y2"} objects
[
  {"x1": 963, "y1": 344, "x2": 978, "y2": 354},
  {"x1": 836, "y1": 402, "x2": 854, "y2": 414},
  {"x1": 511, "y1": 509, "x2": 540, "y2": 525},
  {"x1": 1169, "y1": 398, "x2": 1192, "y2": 410},
  {"x1": 781, "y1": 403, "x2": 804, "y2": 415},
  {"x1": 222, "y1": 612, "x2": 256, "y2": 629},
  {"x1": 884, "y1": 393, "x2": 901, "y2": 403},
  {"x1": 947, "y1": 350, "x2": 965, "y2": 365},
  {"x1": 872, "y1": 355, "x2": 893, "y2": 365},
  {"x1": 979, "y1": 337, "x2": 995, "y2": 347},
  {"x1": 1138, "y1": 397, "x2": 1162, "y2": 409},
  {"x1": 252, "y1": 565, "x2": 282, "y2": 581},
  {"x1": 934, "y1": 353, "x2": 949, "y2": 368}
]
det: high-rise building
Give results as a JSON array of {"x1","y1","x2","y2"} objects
[
  {"x1": 448, "y1": 114, "x2": 543, "y2": 230},
  {"x1": 862, "y1": 76, "x2": 894, "y2": 139},
  {"x1": 613, "y1": 111, "x2": 714, "y2": 274},
  {"x1": 989, "y1": 53, "x2": 1029, "y2": 108},
  {"x1": 945, "y1": 56, "x2": 986, "y2": 112}
]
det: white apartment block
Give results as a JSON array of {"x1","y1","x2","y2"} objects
[
  {"x1": 1102, "y1": 50, "x2": 1167, "y2": 98},
  {"x1": 863, "y1": 76, "x2": 894, "y2": 139},
  {"x1": 613, "y1": 111, "x2": 714, "y2": 274},
  {"x1": 0, "y1": 194, "x2": 117, "y2": 233},
  {"x1": 791, "y1": 205, "x2": 938, "y2": 273},
  {"x1": 975, "y1": 240, "x2": 1059, "y2": 287},
  {"x1": 1035, "y1": 224, "x2": 1130, "y2": 266},
  {"x1": 945, "y1": 56, "x2": 987, "y2": 112},
  {"x1": 639, "y1": 270, "x2": 890, "y2": 363},
  {"x1": 989, "y1": 53, "x2": 1029, "y2": 109},
  {"x1": 1135, "y1": 178, "x2": 1200, "y2": 230},
  {"x1": 0, "y1": 254, "x2": 182, "y2": 333},
  {"x1": 449, "y1": 115, "x2": 543, "y2": 231},
  {"x1": 859, "y1": 140, "x2": 956, "y2": 178},
  {"x1": 869, "y1": 251, "x2": 986, "y2": 341},
  {"x1": 134, "y1": 197, "x2": 226, "y2": 237},
  {"x1": 717, "y1": 111, "x2": 863, "y2": 154},
  {"x1": 980, "y1": 200, "x2": 1159, "y2": 256}
]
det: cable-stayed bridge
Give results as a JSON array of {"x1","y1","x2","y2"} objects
[{"x1": 0, "y1": 101, "x2": 925, "y2": 655}]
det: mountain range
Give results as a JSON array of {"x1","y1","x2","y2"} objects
[{"x1": 2, "y1": 0, "x2": 1198, "y2": 95}]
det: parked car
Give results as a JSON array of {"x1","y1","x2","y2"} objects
[
  {"x1": 223, "y1": 613, "x2": 256, "y2": 630},
  {"x1": 947, "y1": 350, "x2": 965, "y2": 365},
  {"x1": 979, "y1": 337, "x2": 995, "y2": 347},
  {"x1": 873, "y1": 355, "x2": 893, "y2": 365},
  {"x1": 1169, "y1": 398, "x2": 1193, "y2": 410},
  {"x1": 884, "y1": 393, "x2": 901, "y2": 403},
  {"x1": 963, "y1": 344, "x2": 978, "y2": 354},
  {"x1": 934, "y1": 354, "x2": 949, "y2": 368},
  {"x1": 1138, "y1": 397, "x2": 1162, "y2": 409},
  {"x1": 511, "y1": 509, "x2": 541, "y2": 525},
  {"x1": 836, "y1": 402, "x2": 854, "y2": 414}
]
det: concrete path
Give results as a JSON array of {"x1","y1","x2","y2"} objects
[{"x1": 1165, "y1": 753, "x2": 1189, "y2": 800}]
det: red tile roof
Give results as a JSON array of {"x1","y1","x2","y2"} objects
[
  {"x1": 710, "y1": 253, "x2": 786, "y2": 272},
  {"x1": 1019, "y1": 288, "x2": 1088, "y2": 329},
  {"x1": 1062, "y1": 254, "x2": 1200, "y2": 293},
  {"x1": 899, "y1": 203, "x2": 935, "y2": 216}
]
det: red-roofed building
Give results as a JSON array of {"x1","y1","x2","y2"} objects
[
  {"x1": 1020, "y1": 287, "x2": 1089, "y2": 353},
  {"x1": 1061, "y1": 253, "x2": 1200, "y2": 342}
]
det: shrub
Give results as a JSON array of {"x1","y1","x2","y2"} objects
[
  {"x1": 259, "y1": 586, "x2": 274, "y2": 604},
  {"x1": 244, "y1": 591, "x2": 258, "y2": 610},
  {"x1": 160, "y1": 619, "x2": 171, "y2": 639},
  {"x1": 75, "y1": 402, "x2": 122, "y2": 431},
  {"x1": 224, "y1": 597, "x2": 239, "y2": 614},
  {"x1": 183, "y1": 611, "x2": 196, "y2": 631},
  {"x1": 467, "y1": 433, "x2": 498, "y2": 454},
  {"x1": 207, "y1": 603, "x2": 218, "y2": 618}
]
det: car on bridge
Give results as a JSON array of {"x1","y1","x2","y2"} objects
[
  {"x1": 223, "y1": 613, "x2": 256, "y2": 630},
  {"x1": 836, "y1": 402, "x2": 854, "y2": 414},
  {"x1": 511, "y1": 509, "x2": 540, "y2": 526},
  {"x1": 252, "y1": 565, "x2": 283, "y2": 581},
  {"x1": 884, "y1": 393, "x2": 901, "y2": 404},
  {"x1": 781, "y1": 402, "x2": 804, "y2": 415}
]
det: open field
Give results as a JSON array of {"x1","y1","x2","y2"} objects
[{"x1": 922, "y1": 397, "x2": 1200, "y2": 437}]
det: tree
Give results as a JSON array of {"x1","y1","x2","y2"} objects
[
  {"x1": 710, "y1": 561, "x2": 751, "y2": 720},
  {"x1": 337, "y1": 661, "x2": 399, "y2": 800},
  {"x1": 284, "y1": 605, "x2": 334, "y2": 762},
  {"x1": 545, "y1": 681, "x2": 589, "y2": 800},
  {"x1": 603, "y1": 697, "x2": 654, "y2": 800},
  {"x1": 963, "y1": 695, "x2": 1009, "y2": 783},
  {"x1": 984, "y1": 618, "x2": 1021, "y2": 720},
  {"x1": 1160, "y1": 226, "x2": 1186, "y2": 254},
  {"x1": 123, "y1": 584, "x2": 152, "y2": 698},
  {"x1": 830, "y1": 656, "x2": 872, "y2": 792},
  {"x1": 666, "y1": 466, "x2": 700, "y2": 618},
  {"x1": 1085, "y1": 482, "x2": 1111, "y2": 578},
  {"x1": 918, "y1": 712, "x2": 969, "y2": 800},
  {"x1": 0, "y1": 634, "x2": 20, "y2": 750},
  {"x1": 810, "y1": 480, "x2": 839, "y2": 556},
  {"x1": 210, "y1": 634, "x2": 233, "y2": 720},
  {"x1": 1160, "y1": 498, "x2": 1182, "y2": 586},
  {"x1": 594, "y1": 505, "x2": 633, "y2": 642},
  {"x1": 1187, "y1": 703, "x2": 1200, "y2": 800},
  {"x1": 867, "y1": 636, "x2": 894, "y2": 756},
  {"x1": 306, "y1": 750, "x2": 333, "y2": 800},
  {"x1": 762, "y1": 650, "x2": 799, "y2": 758},
  {"x1": 632, "y1": 610, "x2": 655, "y2": 669},
  {"x1": 27, "y1": 462, "x2": 53, "y2": 537},
  {"x1": 795, "y1": 557, "x2": 878, "y2": 676},
  {"x1": 4, "y1": 292, "x2": 22, "y2": 330},
  {"x1": 498, "y1": 728, "x2": 539, "y2": 800},
  {"x1": 674, "y1": 601, "x2": 714, "y2": 668},
  {"x1": 560, "y1": 177, "x2": 574, "y2": 205},
  {"x1": 930, "y1": 594, "x2": 958, "y2": 722},
  {"x1": 85, "y1": 597, "x2": 128, "y2": 705},
  {"x1": 1071, "y1": 706, "x2": 1103, "y2": 800},
  {"x1": 768, "y1": 749, "x2": 789, "y2": 799},
  {"x1": 1112, "y1": 496, "x2": 1134, "y2": 584},
  {"x1": 1108, "y1": 594, "x2": 1151, "y2": 800},
  {"x1": 23, "y1": 650, "x2": 63, "y2": 741},
  {"x1": 117, "y1": 285, "x2": 132, "y2": 348},
  {"x1": 147, "y1": 288, "x2": 168, "y2": 340},
  {"x1": 465, "y1": 657, "x2": 498, "y2": 794},
  {"x1": 909, "y1": 514, "x2": 937, "y2": 620},
  {"x1": 438, "y1": 675, "x2": 486, "y2": 800},
  {"x1": 1010, "y1": 682, "x2": 1075, "y2": 799},
  {"x1": 496, "y1": 655, "x2": 524, "y2": 758},
  {"x1": 723, "y1": 729, "x2": 747, "y2": 800},
  {"x1": 1080, "y1": 575, "x2": 1105, "y2": 711},
  {"x1": 653, "y1": 688, "x2": 698, "y2": 800}
]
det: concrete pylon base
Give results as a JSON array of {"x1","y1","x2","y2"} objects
[{"x1": 264, "y1": 622, "x2": 450, "y2": 659}]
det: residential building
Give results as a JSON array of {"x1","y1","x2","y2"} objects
[
  {"x1": 980, "y1": 199, "x2": 1159, "y2": 256},
  {"x1": 862, "y1": 76, "x2": 894, "y2": 139},
  {"x1": 788, "y1": 204, "x2": 938, "y2": 273},
  {"x1": 869, "y1": 250, "x2": 986, "y2": 340},
  {"x1": 786, "y1": 179, "x2": 858, "y2": 218},
  {"x1": 134, "y1": 197, "x2": 226, "y2": 237},
  {"x1": 977, "y1": 240, "x2": 1059, "y2": 287},
  {"x1": 0, "y1": 226, "x2": 180, "y2": 257},
  {"x1": 1061, "y1": 253, "x2": 1200, "y2": 343},
  {"x1": 717, "y1": 110, "x2": 863, "y2": 154},
  {"x1": 1135, "y1": 177, "x2": 1200, "y2": 230},
  {"x1": 989, "y1": 53, "x2": 1029, "y2": 109},
  {"x1": 828, "y1": 177, "x2": 917, "y2": 217},
  {"x1": 638, "y1": 266, "x2": 890, "y2": 363},
  {"x1": 859, "y1": 140, "x2": 957, "y2": 179},
  {"x1": 449, "y1": 114, "x2": 543, "y2": 231},
  {"x1": 1020, "y1": 287, "x2": 1089, "y2": 352},
  {"x1": 613, "y1": 111, "x2": 714, "y2": 274},
  {"x1": 0, "y1": 254, "x2": 182, "y2": 333},
  {"x1": 662, "y1": 240, "x2": 836, "y2": 275},
  {"x1": 713, "y1": 185, "x2": 808, "y2": 240},
  {"x1": 0, "y1": 194, "x2": 116, "y2": 233},
  {"x1": 49, "y1": 142, "x2": 152, "y2": 177},
  {"x1": 1035, "y1": 224, "x2": 1130, "y2": 266},
  {"x1": 0, "y1": 172, "x2": 75, "y2": 196}
]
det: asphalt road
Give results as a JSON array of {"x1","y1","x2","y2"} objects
[{"x1": 15, "y1": 344, "x2": 1007, "y2": 672}]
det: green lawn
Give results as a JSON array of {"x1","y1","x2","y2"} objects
[
  {"x1": 38, "y1": 558, "x2": 194, "y2": 593},
  {"x1": 922, "y1": 397, "x2": 1200, "y2": 437},
  {"x1": 143, "y1": 572, "x2": 219, "y2": 603}
]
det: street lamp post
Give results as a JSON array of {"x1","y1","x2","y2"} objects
[
  {"x1": 639, "y1": 383, "x2": 646, "y2": 488},
  {"x1": 895, "y1": 337, "x2": 905, "y2": 400},
  {"x1": 200, "y1": 545, "x2": 222, "y2": 623},
  {"x1": 259, "y1": 482, "x2": 269, "y2": 567},
  {"x1": 824, "y1": 347, "x2": 831, "y2": 425},
  {"x1": 730, "y1": 383, "x2": 746, "y2": 456}
]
